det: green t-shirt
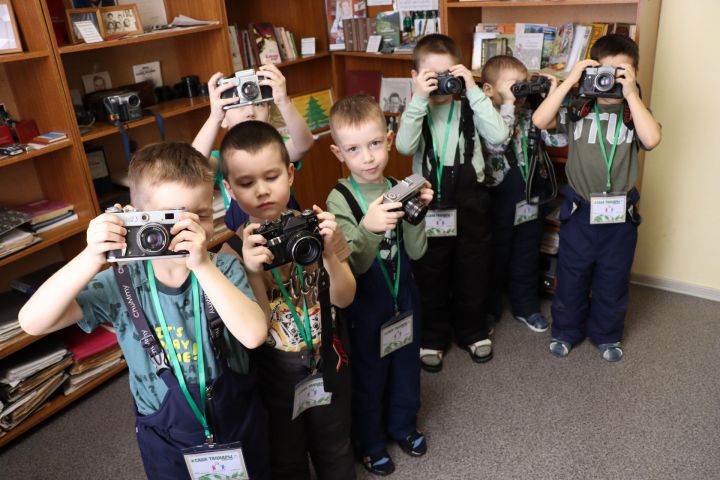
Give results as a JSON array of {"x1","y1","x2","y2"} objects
[{"x1": 76, "y1": 253, "x2": 256, "y2": 416}]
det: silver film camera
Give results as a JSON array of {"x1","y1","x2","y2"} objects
[
  {"x1": 219, "y1": 69, "x2": 274, "y2": 110},
  {"x1": 382, "y1": 174, "x2": 428, "y2": 225},
  {"x1": 105, "y1": 207, "x2": 187, "y2": 262},
  {"x1": 578, "y1": 65, "x2": 624, "y2": 99}
]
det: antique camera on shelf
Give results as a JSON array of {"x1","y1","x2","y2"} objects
[
  {"x1": 218, "y1": 69, "x2": 274, "y2": 110},
  {"x1": 431, "y1": 71, "x2": 466, "y2": 96},
  {"x1": 105, "y1": 207, "x2": 187, "y2": 262},
  {"x1": 102, "y1": 92, "x2": 143, "y2": 122},
  {"x1": 382, "y1": 174, "x2": 428, "y2": 225},
  {"x1": 254, "y1": 210, "x2": 323, "y2": 270},
  {"x1": 512, "y1": 75, "x2": 551, "y2": 98},
  {"x1": 578, "y1": 65, "x2": 624, "y2": 99}
]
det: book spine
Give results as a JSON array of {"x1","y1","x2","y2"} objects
[{"x1": 343, "y1": 19, "x2": 354, "y2": 51}]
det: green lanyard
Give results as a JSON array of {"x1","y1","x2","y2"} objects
[
  {"x1": 146, "y1": 262, "x2": 212, "y2": 442},
  {"x1": 348, "y1": 176, "x2": 401, "y2": 313},
  {"x1": 426, "y1": 101, "x2": 455, "y2": 202},
  {"x1": 272, "y1": 267, "x2": 315, "y2": 369},
  {"x1": 510, "y1": 117, "x2": 530, "y2": 185},
  {"x1": 594, "y1": 103, "x2": 625, "y2": 192}
]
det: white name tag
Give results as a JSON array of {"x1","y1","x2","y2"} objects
[
  {"x1": 590, "y1": 193, "x2": 627, "y2": 224},
  {"x1": 514, "y1": 198, "x2": 539, "y2": 226},
  {"x1": 292, "y1": 373, "x2": 332, "y2": 420},
  {"x1": 425, "y1": 209, "x2": 457, "y2": 237},
  {"x1": 380, "y1": 311, "x2": 413, "y2": 358},
  {"x1": 183, "y1": 442, "x2": 249, "y2": 480}
]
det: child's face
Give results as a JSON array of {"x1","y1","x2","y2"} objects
[
  {"x1": 388, "y1": 96, "x2": 401, "y2": 112},
  {"x1": 223, "y1": 144, "x2": 294, "y2": 222},
  {"x1": 330, "y1": 119, "x2": 392, "y2": 184},
  {"x1": 221, "y1": 103, "x2": 270, "y2": 129},
  {"x1": 417, "y1": 53, "x2": 458, "y2": 106},
  {"x1": 484, "y1": 67, "x2": 528, "y2": 108},
  {"x1": 596, "y1": 53, "x2": 635, "y2": 105}
]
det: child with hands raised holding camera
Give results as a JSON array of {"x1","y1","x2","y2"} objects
[{"x1": 19, "y1": 142, "x2": 271, "y2": 480}]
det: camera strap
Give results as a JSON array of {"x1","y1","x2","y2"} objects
[
  {"x1": 144, "y1": 110, "x2": 166, "y2": 141},
  {"x1": 272, "y1": 267, "x2": 315, "y2": 370},
  {"x1": 425, "y1": 101, "x2": 455, "y2": 203},
  {"x1": 114, "y1": 119, "x2": 133, "y2": 165}
]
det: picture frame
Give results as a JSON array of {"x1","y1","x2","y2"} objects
[
  {"x1": 66, "y1": 8, "x2": 105, "y2": 44},
  {"x1": 99, "y1": 4, "x2": 143, "y2": 37},
  {"x1": 291, "y1": 89, "x2": 334, "y2": 133},
  {"x1": 0, "y1": 0, "x2": 22, "y2": 54}
]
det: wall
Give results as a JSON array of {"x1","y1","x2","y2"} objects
[{"x1": 631, "y1": 0, "x2": 720, "y2": 297}]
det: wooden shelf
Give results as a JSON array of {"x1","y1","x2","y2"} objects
[
  {"x1": 0, "y1": 360, "x2": 127, "y2": 448},
  {"x1": 0, "y1": 50, "x2": 50, "y2": 64},
  {"x1": 81, "y1": 97, "x2": 211, "y2": 142},
  {"x1": 278, "y1": 52, "x2": 331, "y2": 68},
  {"x1": 0, "y1": 140, "x2": 72, "y2": 169},
  {"x1": 0, "y1": 332, "x2": 48, "y2": 362},
  {"x1": 58, "y1": 25, "x2": 224, "y2": 55},
  {"x1": 447, "y1": 0, "x2": 638, "y2": 7},
  {"x1": 332, "y1": 51, "x2": 413, "y2": 61},
  {"x1": 0, "y1": 220, "x2": 88, "y2": 268},
  {"x1": 209, "y1": 228, "x2": 234, "y2": 249}
]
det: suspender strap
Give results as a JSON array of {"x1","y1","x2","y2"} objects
[
  {"x1": 316, "y1": 257, "x2": 340, "y2": 392},
  {"x1": 459, "y1": 96, "x2": 475, "y2": 167}
]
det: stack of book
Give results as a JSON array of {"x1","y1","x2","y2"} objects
[
  {"x1": 228, "y1": 22, "x2": 300, "y2": 71},
  {"x1": 16, "y1": 199, "x2": 77, "y2": 235},
  {"x1": 27, "y1": 132, "x2": 68, "y2": 150},
  {"x1": 343, "y1": 17, "x2": 377, "y2": 52},
  {"x1": 0, "y1": 338, "x2": 70, "y2": 432},
  {"x1": 0, "y1": 290, "x2": 29, "y2": 350},
  {"x1": 62, "y1": 325, "x2": 124, "y2": 396},
  {"x1": 0, "y1": 207, "x2": 38, "y2": 259}
]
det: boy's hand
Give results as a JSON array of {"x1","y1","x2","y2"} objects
[
  {"x1": 241, "y1": 223, "x2": 274, "y2": 274},
  {"x1": 566, "y1": 59, "x2": 599, "y2": 86},
  {"x1": 84, "y1": 211, "x2": 127, "y2": 266},
  {"x1": 497, "y1": 78, "x2": 517, "y2": 105},
  {"x1": 362, "y1": 196, "x2": 404, "y2": 234},
  {"x1": 258, "y1": 63, "x2": 289, "y2": 106},
  {"x1": 207, "y1": 72, "x2": 239, "y2": 123},
  {"x1": 169, "y1": 212, "x2": 210, "y2": 271},
  {"x1": 411, "y1": 68, "x2": 438, "y2": 98},
  {"x1": 418, "y1": 182, "x2": 434, "y2": 207},
  {"x1": 539, "y1": 73, "x2": 559, "y2": 96},
  {"x1": 449, "y1": 64, "x2": 477, "y2": 91},
  {"x1": 313, "y1": 205, "x2": 340, "y2": 260},
  {"x1": 616, "y1": 63, "x2": 640, "y2": 100}
]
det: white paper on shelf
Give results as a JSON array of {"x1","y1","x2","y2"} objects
[
  {"x1": 118, "y1": 0, "x2": 168, "y2": 28},
  {"x1": 170, "y1": 15, "x2": 219, "y2": 27}
]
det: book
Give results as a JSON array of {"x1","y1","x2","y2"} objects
[
  {"x1": 273, "y1": 27, "x2": 287, "y2": 62},
  {"x1": 27, "y1": 210, "x2": 75, "y2": 232},
  {"x1": 0, "y1": 371, "x2": 67, "y2": 431},
  {"x1": 343, "y1": 18, "x2": 355, "y2": 51},
  {"x1": 63, "y1": 358, "x2": 125, "y2": 396},
  {"x1": 0, "y1": 229, "x2": 35, "y2": 258},
  {"x1": 376, "y1": 11, "x2": 401, "y2": 51},
  {"x1": 249, "y1": 23, "x2": 282, "y2": 65},
  {"x1": 0, "y1": 337, "x2": 68, "y2": 385},
  {"x1": 68, "y1": 345, "x2": 123, "y2": 376},
  {"x1": 548, "y1": 22, "x2": 574, "y2": 71},
  {"x1": 564, "y1": 24, "x2": 592, "y2": 73},
  {"x1": 514, "y1": 31, "x2": 544, "y2": 71},
  {"x1": 325, "y1": 0, "x2": 367, "y2": 51},
  {"x1": 540, "y1": 26, "x2": 558, "y2": 68},
  {"x1": 585, "y1": 23, "x2": 609, "y2": 59},
  {"x1": 471, "y1": 32, "x2": 498, "y2": 71},
  {"x1": 228, "y1": 25, "x2": 244, "y2": 71},
  {"x1": 0, "y1": 355, "x2": 72, "y2": 404},
  {"x1": 0, "y1": 290, "x2": 27, "y2": 339},
  {"x1": 32, "y1": 212, "x2": 78, "y2": 234},
  {"x1": 612, "y1": 23, "x2": 636, "y2": 41},
  {"x1": 16, "y1": 199, "x2": 73, "y2": 226},
  {"x1": 63, "y1": 324, "x2": 119, "y2": 363},
  {"x1": 241, "y1": 29, "x2": 257, "y2": 67},
  {"x1": 30, "y1": 132, "x2": 67, "y2": 145},
  {"x1": 286, "y1": 31, "x2": 299, "y2": 58},
  {"x1": 10, "y1": 261, "x2": 65, "y2": 296}
]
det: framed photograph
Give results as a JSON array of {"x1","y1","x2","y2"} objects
[
  {"x1": 380, "y1": 78, "x2": 413, "y2": 114},
  {"x1": 81, "y1": 71, "x2": 112, "y2": 94},
  {"x1": 0, "y1": 0, "x2": 22, "y2": 54},
  {"x1": 100, "y1": 5, "x2": 143, "y2": 37},
  {"x1": 66, "y1": 8, "x2": 105, "y2": 44},
  {"x1": 291, "y1": 89, "x2": 334, "y2": 133}
]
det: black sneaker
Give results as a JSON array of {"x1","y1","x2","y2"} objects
[
  {"x1": 361, "y1": 450, "x2": 395, "y2": 476},
  {"x1": 397, "y1": 430, "x2": 427, "y2": 457}
]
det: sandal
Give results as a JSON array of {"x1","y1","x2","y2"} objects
[
  {"x1": 420, "y1": 348, "x2": 443, "y2": 373},
  {"x1": 465, "y1": 339, "x2": 492, "y2": 363}
]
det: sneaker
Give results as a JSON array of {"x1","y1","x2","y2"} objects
[
  {"x1": 515, "y1": 313, "x2": 549, "y2": 332},
  {"x1": 360, "y1": 450, "x2": 395, "y2": 476},
  {"x1": 397, "y1": 430, "x2": 427, "y2": 457},
  {"x1": 549, "y1": 338, "x2": 571, "y2": 358},
  {"x1": 420, "y1": 348, "x2": 443, "y2": 373},
  {"x1": 598, "y1": 342, "x2": 623, "y2": 362},
  {"x1": 465, "y1": 339, "x2": 492, "y2": 363}
]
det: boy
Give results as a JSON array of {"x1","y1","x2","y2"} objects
[
  {"x1": 18, "y1": 142, "x2": 271, "y2": 479},
  {"x1": 219, "y1": 120, "x2": 357, "y2": 479},
  {"x1": 480, "y1": 55, "x2": 561, "y2": 332},
  {"x1": 396, "y1": 34, "x2": 510, "y2": 372},
  {"x1": 193, "y1": 63, "x2": 315, "y2": 231},
  {"x1": 325, "y1": 95, "x2": 434, "y2": 476},
  {"x1": 532, "y1": 34, "x2": 661, "y2": 361}
]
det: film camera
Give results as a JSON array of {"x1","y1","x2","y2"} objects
[
  {"x1": 105, "y1": 207, "x2": 187, "y2": 262},
  {"x1": 218, "y1": 69, "x2": 274, "y2": 110},
  {"x1": 382, "y1": 174, "x2": 428, "y2": 225},
  {"x1": 102, "y1": 91, "x2": 143, "y2": 122},
  {"x1": 254, "y1": 210, "x2": 323, "y2": 270},
  {"x1": 578, "y1": 65, "x2": 624, "y2": 99},
  {"x1": 431, "y1": 71, "x2": 466, "y2": 96},
  {"x1": 512, "y1": 76, "x2": 551, "y2": 98}
]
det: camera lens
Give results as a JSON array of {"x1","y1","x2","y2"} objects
[
  {"x1": 445, "y1": 77, "x2": 463, "y2": 95},
  {"x1": 288, "y1": 233, "x2": 322, "y2": 266},
  {"x1": 594, "y1": 72, "x2": 615, "y2": 92},
  {"x1": 128, "y1": 95, "x2": 140, "y2": 107},
  {"x1": 241, "y1": 82, "x2": 259, "y2": 100},
  {"x1": 137, "y1": 224, "x2": 169, "y2": 254},
  {"x1": 403, "y1": 196, "x2": 428, "y2": 225}
]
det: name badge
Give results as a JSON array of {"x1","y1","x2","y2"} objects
[
  {"x1": 380, "y1": 311, "x2": 413, "y2": 358},
  {"x1": 514, "y1": 198, "x2": 539, "y2": 226},
  {"x1": 183, "y1": 442, "x2": 249, "y2": 480},
  {"x1": 292, "y1": 373, "x2": 332, "y2": 420},
  {"x1": 590, "y1": 193, "x2": 627, "y2": 225},
  {"x1": 425, "y1": 209, "x2": 457, "y2": 237}
]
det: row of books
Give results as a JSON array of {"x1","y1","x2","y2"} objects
[
  {"x1": 342, "y1": 17, "x2": 377, "y2": 52},
  {"x1": 0, "y1": 199, "x2": 77, "y2": 260},
  {"x1": 228, "y1": 23, "x2": 301, "y2": 71}
]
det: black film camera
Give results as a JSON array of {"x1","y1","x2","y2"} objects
[
  {"x1": 431, "y1": 71, "x2": 466, "y2": 96},
  {"x1": 382, "y1": 174, "x2": 428, "y2": 225},
  {"x1": 512, "y1": 75, "x2": 551, "y2": 98},
  {"x1": 254, "y1": 210, "x2": 323, "y2": 270},
  {"x1": 105, "y1": 207, "x2": 187, "y2": 262},
  {"x1": 219, "y1": 69, "x2": 274, "y2": 110},
  {"x1": 578, "y1": 65, "x2": 624, "y2": 99}
]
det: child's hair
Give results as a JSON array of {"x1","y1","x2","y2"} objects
[
  {"x1": 329, "y1": 94, "x2": 386, "y2": 142},
  {"x1": 480, "y1": 55, "x2": 528, "y2": 86},
  {"x1": 128, "y1": 142, "x2": 212, "y2": 203},
  {"x1": 220, "y1": 120, "x2": 290, "y2": 178},
  {"x1": 413, "y1": 33, "x2": 462, "y2": 70},
  {"x1": 590, "y1": 34, "x2": 639, "y2": 68}
]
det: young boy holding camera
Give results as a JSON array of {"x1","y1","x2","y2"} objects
[
  {"x1": 325, "y1": 95, "x2": 434, "y2": 476},
  {"x1": 480, "y1": 55, "x2": 561, "y2": 333},
  {"x1": 192, "y1": 63, "x2": 315, "y2": 231},
  {"x1": 396, "y1": 34, "x2": 510, "y2": 371},
  {"x1": 532, "y1": 34, "x2": 661, "y2": 361},
  {"x1": 219, "y1": 120, "x2": 357, "y2": 479},
  {"x1": 18, "y1": 142, "x2": 271, "y2": 479}
]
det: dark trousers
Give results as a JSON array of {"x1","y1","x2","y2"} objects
[
  {"x1": 487, "y1": 162, "x2": 544, "y2": 319},
  {"x1": 413, "y1": 165, "x2": 492, "y2": 350},
  {"x1": 343, "y1": 250, "x2": 421, "y2": 455},
  {"x1": 551, "y1": 185, "x2": 640, "y2": 346},
  {"x1": 256, "y1": 345, "x2": 355, "y2": 480}
]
